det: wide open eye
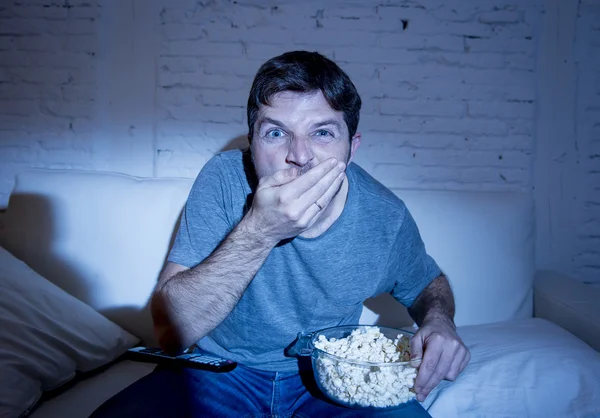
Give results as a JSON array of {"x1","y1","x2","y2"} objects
[{"x1": 265, "y1": 128, "x2": 287, "y2": 139}]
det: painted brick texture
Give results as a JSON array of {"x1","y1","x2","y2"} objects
[
  {"x1": 573, "y1": 0, "x2": 600, "y2": 281},
  {"x1": 0, "y1": 0, "x2": 597, "y2": 280}
]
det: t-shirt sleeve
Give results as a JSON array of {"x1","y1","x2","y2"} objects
[
  {"x1": 389, "y1": 206, "x2": 442, "y2": 307},
  {"x1": 167, "y1": 155, "x2": 233, "y2": 268}
]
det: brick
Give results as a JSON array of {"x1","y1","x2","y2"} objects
[
  {"x1": 465, "y1": 37, "x2": 535, "y2": 54},
  {"x1": 221, "y1": 27, "x2": 292, "y2": 45},
  {"x1": 0, "y1": 17, "x2": 55, "y2": 37},
  {"x1": 159, "y1": 56, "x2": 203, "y2": 73},
  {"x1": 68, "y1": 5, "x2": 99, "y2": 19},
  {"x1": 162, "y1": 39, "x2": 244, "y2": 57},
  {"x1": 0, "y1": 36, "x2": 16, "y2": 50},
  {"x1": 478, "y1": 11, "x2": 523, "y2": 24},
  {"x1": 0, "y1": 145, "x2": 38, "y2": 164},
  {"x1": 61, "y1": 84, "x2": 96, "y2": 102},
  {"x1": 418, "y1": 52, "x2": 506, "y2": 69},
  {"x1": 372, "y1": 164, "x2": 462, "y2": 188},
  {"x1": 41, "y1": 100, "x2": 94, "y2": 118},
  {"x1": 64, "y1": 34, "x2": 96, "y2": 53},
  {"x1": 468, "y1": 100, "x2": 535, "y2": 119},
  {"x1": 201, "y1": 89, "x2": 248, "y2": 107},
  {"x1": 0, "y1": 113, "x2": 69, "y2": 132},
  {"x1": 158, "y1": 71, "x2": 248, "y2": 90},
  {"x1": 13, "y1": 4, "x2": 69, "y2": 19},
  {"x1": 337, "y1": 63, "x2": 378, "y2": 81},
  {"x1": 28, "y1": 51, "x2": 95, "y2": 69},
  {"x1": 460, "y1": 166, "x2": 529, "y2": 185},
  {"x1": 48, "y1": 19, "x2": 96, "y2": 35},
  {"x1": 379, "y1": 64, "x2": 464, "y2": 85},
  {"x1": 413, "y1": 21, "x2": 494, "y2": 38},
  {"x1": 0, "y1": 99, "x2": 40, "y2": 116},
  {"x1": 430, "y1": 6, "x2": 478, "y2": 22},
  {"x1": 379, "y1": 98, "x2": 465, "y2": 117},
  {"x1": 365, "y1": 80, "x2": 419, "y2": 100},
  {"x1": 244, "y1": 43, "x2": 289, "y2": 61},
  {"x1": 158, "y1": 87, "x2": 201, "y2": 106},
  {"x1": 0, "y1": 83, "x2": 62, "y2": 100},
  {"x1": 201, "y1": 58, "x2": 256, "y2": 77},
  {"x1": 320, "y1": 15, "x2": 404, "y2": 33},
  {"x1": 16, "y1": 67, "x2": 71, "y2": 84},
  {"x1": 360, "y1": 114, "x2": 424, "y2": 133},
  {"x1": 334, "y1": 47, "x2": 421, "y2": 65},
  {"x1": 291, "y1": 29, "x2": 379, "y2": 48},
  {"x1": 505, "y1": 53, "x2": 535, "y2": 70},
  {"x1": 414, "y1": 81, "x2": 536, "y2": 102},
  {"x1": 168, "y1": 104, "x2": 245, "y2": 124},
  {"x1": 161, "y1": 23, "x2": 207, "y2": 41},
  {"x1": 379, "y1": 34, "x2": 465, "y2": 52},
  {"x1": 0, "y1": 51, "x2": 31, "y2": 67},
  {"x1": 16, "y1": 35, "x2": 64, "y2": 52}
]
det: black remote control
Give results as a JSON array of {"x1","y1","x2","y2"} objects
[{"x1": 126, "y1": 346, "x2": 237, "y2": 373}]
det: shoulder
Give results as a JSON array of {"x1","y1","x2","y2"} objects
[
  {"x1": 347, "y1": 163, "x2": 409, "y2": 223},
  {"x1": 188, "y1": 149, "x2": 249, "y2": 199}
]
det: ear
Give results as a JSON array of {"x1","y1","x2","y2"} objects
[{"x1": 348, "y1": 132, "x2": 361, "y2": 163}]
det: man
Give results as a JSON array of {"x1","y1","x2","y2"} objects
[{"x1": 92, "y1": 51, "x2": 470, "y2": 417}]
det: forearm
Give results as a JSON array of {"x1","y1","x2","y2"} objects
[
  {"x1": 152, "y1": 217, "x2": 277, "y2": 353},
  {"x1": 408, "y1": 275, "x2": 456, "y2": 328}
]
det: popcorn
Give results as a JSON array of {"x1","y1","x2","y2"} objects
[{"x1": 313, "y1": 326, "x2": 417, "y2": 408}]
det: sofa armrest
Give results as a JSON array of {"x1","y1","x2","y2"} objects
[{"x1": 534, "y1": 270, "x2": 600, "y2": 351}]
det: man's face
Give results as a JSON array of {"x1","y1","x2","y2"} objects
[{"x1": 250, "y1": 90, "x2": 361, "y2": 180}]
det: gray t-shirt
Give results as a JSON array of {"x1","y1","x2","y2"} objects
[{"x1": 168, "y1": 149, "x2": 441, "y2": 372}]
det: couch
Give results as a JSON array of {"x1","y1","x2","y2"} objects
[{"x1": 0, "y1": 167, "x2": 599, "y2": 418}]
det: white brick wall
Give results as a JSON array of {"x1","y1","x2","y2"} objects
[
  {"x1": 0, "y1": 0, "x2": 99, "y2": 202},
  {"x1": 534, "y1": 0, "x2": 600, "y2": 284},
  {"x1": 573, "y1": 0, "x2": 600, "y2": 282},
  {"x1": 0, "y1": 0, "x2": 597, "y2": 281}
]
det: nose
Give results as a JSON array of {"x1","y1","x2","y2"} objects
[{"x1": 286, "y1": 136, "x2": 314, "y2": 170}]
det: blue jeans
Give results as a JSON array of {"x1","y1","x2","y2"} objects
[{"x1": 90, "y1": 357, "x2": 431, "y2": 418}]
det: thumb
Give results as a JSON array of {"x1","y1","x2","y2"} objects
[{"x1": 409, "y1": 332, "x2": 424, "y2": 363}]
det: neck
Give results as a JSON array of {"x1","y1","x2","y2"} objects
[{"x1": 299, "y1": 176, "x2": 349, "y2": 239}]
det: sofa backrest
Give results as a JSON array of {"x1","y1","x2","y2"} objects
[
  {"x1": 0, "y1": 169, "x2": 534, "y2": 345},
  {"x1": 0, "y1": 169, "x2": 193, "y2": 346}
]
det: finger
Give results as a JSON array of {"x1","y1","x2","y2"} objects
[
  {"x1": 298, "y1": 162, "x2": 346, "y2": 211},
  {"x1": 260, "y1": 167, "x2": 298, "y2": 188},
  {"x1": 409, "y1": 333, "x2": 424, "y2": 363},
  {"x1": 287, "y1": 158, "x2": 341, "y2": 197},
  {"x1": 297, "y1": 169, "x2": 346, "y2": 224},
  {"x1": 418, "y1": 349, "x2": 451, "y2": 401},
  {"x1": 414, "y1": 341, "x2": 442, "y2": 401},
  {"x1": 419, "y1": 341, "x2": 460, "y2": 401},
  {"x1": 446, "y1": 346, "x2": 469, "y2": 381}
]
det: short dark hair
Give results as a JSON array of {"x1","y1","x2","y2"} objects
[{"x1": 247, "y1": 51, "x2": 362, "y2": 143}]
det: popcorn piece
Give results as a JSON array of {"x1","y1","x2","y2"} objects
[{"x1": 313, "y1": 327, "x2": 417, "y2": 408}]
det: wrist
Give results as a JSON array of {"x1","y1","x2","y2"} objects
[
  {"x1": 422, "y1": 312, "x2": 456, "y2": 330},
  {"x1": 237, "y1": 213, "x2": 280, "y2": 250}
]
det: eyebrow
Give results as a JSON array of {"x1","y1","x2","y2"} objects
[
  {"x1": 257, "y1": 117, "x2": 288, "y2": 132},
  {"x1": 257, "y1": 117, "x2": 343, "y2": 132},
  {"x1": 311, "y1": 119, "x2": 343, "y2": 132}
]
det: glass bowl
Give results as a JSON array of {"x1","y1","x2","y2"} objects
[{"x1": 289, "y1": 325, "x2": 421, "y2": 410}]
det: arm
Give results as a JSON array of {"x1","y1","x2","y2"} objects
[
  {"x1": 408, "y1": 275, "x2": 470, "y2": 402},
  {"x1": 408, "y1": 274, "x2": 455, "y2": 327},
  {"x1": 151, "y1": 218, "x2": 276, "y2": 354},
  {"x1": 151, "y1": 158, "x2": 346, "y2": 354}
]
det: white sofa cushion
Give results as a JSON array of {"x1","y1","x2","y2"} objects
[
  {"x1": 397, "y1": 190, "x2": 535, "y2": 326},
  {"x1": 0, "y1": 169, "x2": 534, "y2": 345},
  {"x1": 423, "y1": 318, "x2": 600, "y2": 417},
  {"x1": 0, "y1": 246, "x2": 139, "y2": 418},
  {"x1": 0, "y1": 169, "x2": 193, "y2": 345}
]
